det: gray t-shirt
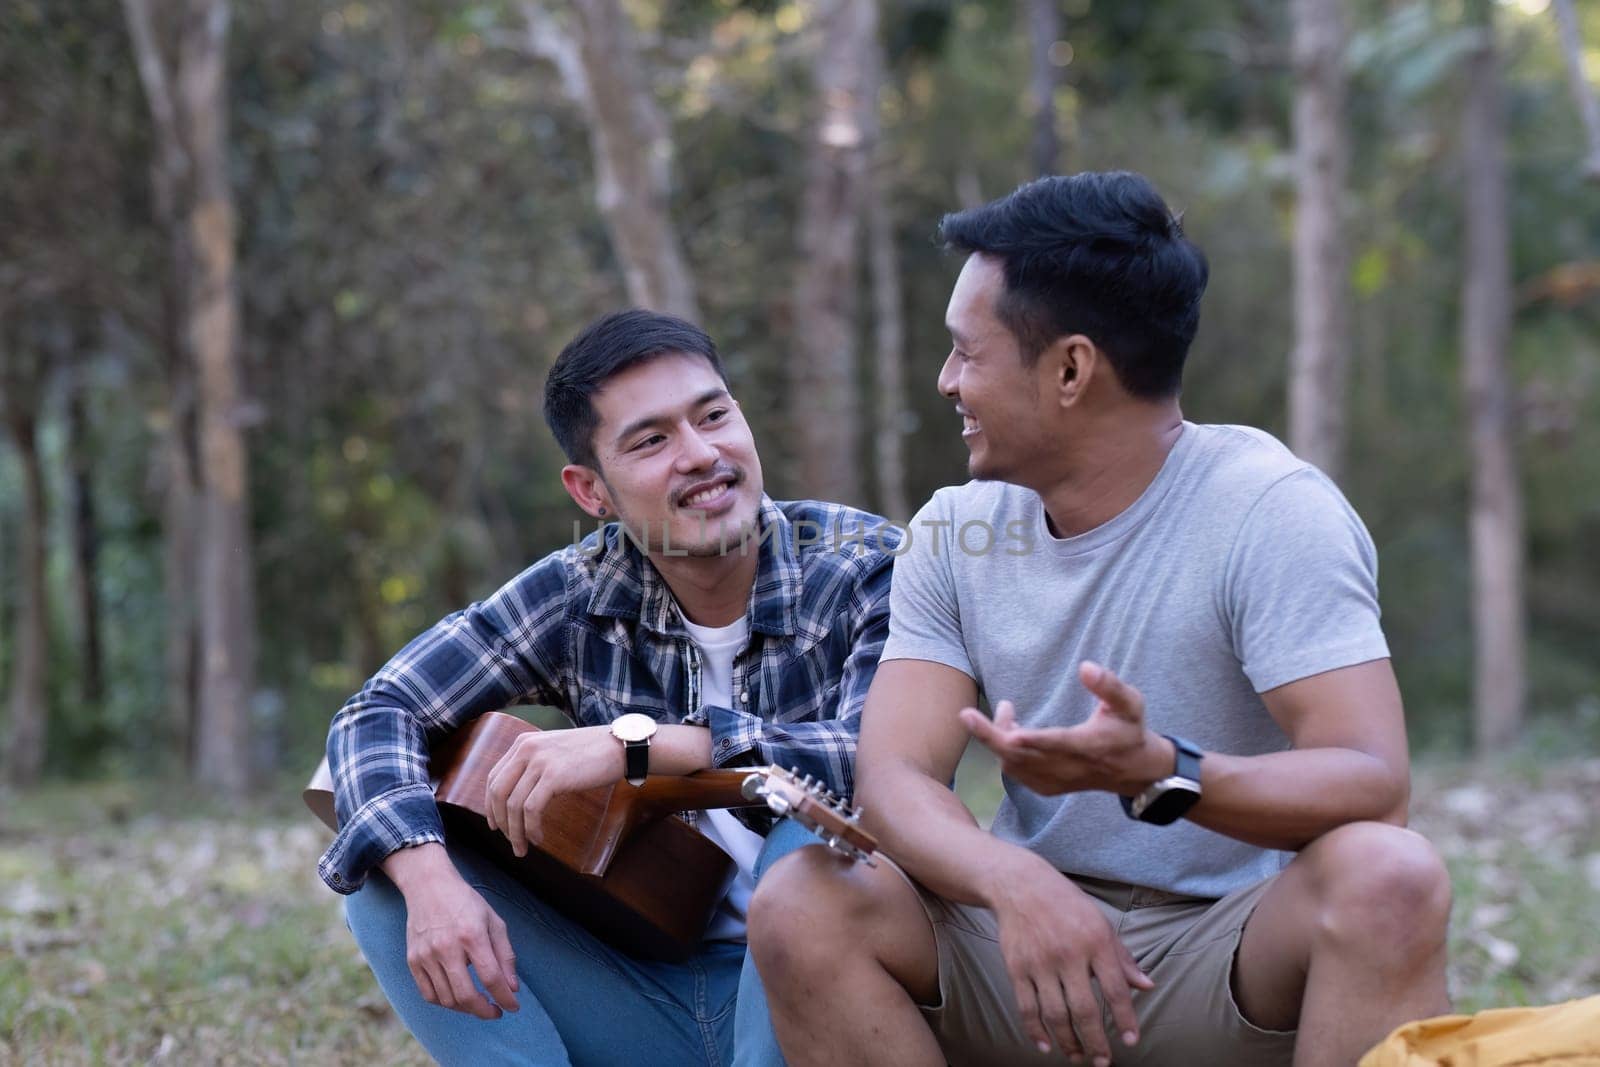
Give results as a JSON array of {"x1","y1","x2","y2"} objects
[{"x1": 881, "y1": 421, "x2": 1390, "y2": 898}]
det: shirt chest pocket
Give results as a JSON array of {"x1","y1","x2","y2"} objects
[
  {"x1": 571, "y1": 682, "x2": 670, "y2": 727},
  {"x1": 759, "y1": 645, "x2": 842, "y2": 724}
]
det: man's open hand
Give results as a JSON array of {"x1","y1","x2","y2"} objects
[
  {"x1": 985, "y1": 852, "x2": 1152, "y2": 1064},
  {"x1": 959, "y1": 661, "x2": 1173, "y2": 796},
  {"x1": 485, "y1": 725, "x2": 626, "y2": 856}
]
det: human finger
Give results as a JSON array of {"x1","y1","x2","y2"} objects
[
  {"x1": 488, "y1": 913, "x2": 520, "y2": 996},
  {"x1": 520, "y1": 779, "x2": 555, "y2": 847},
  {"x1": 1008, "y1": 968, "x2": 1054, "y2": 1056},
  {"x1": 1093, "y1": 947, "x2": 1143, "y2": 1052},
  {"x1": 1118, "y1": 939, "x2": 1154, "y2": 991},
  {"x1": 409, "y1": 955, "x2": 441, "y2": 1007},
  {"x1": 503, "y1": 763, "x2": 542, "y2": 858},
  {"x1": 468, "y1": 928, "x2": 520, "y2": 1013},
  {"x1": 486, "y1": 750, "x2": 521, "y2": 835},
  {"x1": 441, "y1": 949, "x2": 500, "y2": 1020},
  {"x1": 1035, "y1": 975, "x2": 1083, "y2": 1061},
  {"x1": 993, "y1": 699, "x2": 1018, "y2": 730},
  {"x1": 959, "y1": 707, "x2": 1010, "y2": 752},
  {"x1": 1078, "y1": 661, "x2": 1144, "y2": 724},
  {"x1": 1062, "y1": 968, "x2": 1112, "y2": 1065}
]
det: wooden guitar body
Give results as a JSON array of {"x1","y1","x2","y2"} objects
[
  {"x1": 307, "y1": 711, "x2": 758, "y2": 961},
  {"x1": 306, "y1": 712, "x2": 880, "y2": 961}
]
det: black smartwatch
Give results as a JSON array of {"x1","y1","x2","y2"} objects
[{"x1": 1121, "y1": 734, "x2": 1203, "y2": 825}]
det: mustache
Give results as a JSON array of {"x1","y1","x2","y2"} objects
[{"x1": 671, "y1": 466, "x2": 744, "y2": 507}]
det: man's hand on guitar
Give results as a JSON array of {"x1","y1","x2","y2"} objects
[
  {"x1": 959, "y1": 662, "x2": 1173, "y2": 797},
  {"x1": 484, "y1": 725, "x2": 626, "y2": 857},
  {"x1": 382, "y1": 842, "x2": 521, "y2": 1019},
  {"x1": 984, "y1": 851, "x2": 1152, "y2": 1065}
]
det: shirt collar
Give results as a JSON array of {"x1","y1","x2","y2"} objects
[{"x1": 584, "y1": 495, "x2": 802, "y2": 639}]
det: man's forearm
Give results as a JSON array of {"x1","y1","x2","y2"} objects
[
  {"x1": 861, "y1": 758, "x2": 1057, "y2": 910},
  {"x1": 1186, "y1": 747, "x2": 1408, "y2": 850},
  {"x1": 646, "y1": 724, "x2": 716, "y2": 776},
  {"x1": 381, "y1": 840, "x2": 460, "y2": 895}
]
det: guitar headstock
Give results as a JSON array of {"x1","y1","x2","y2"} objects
[{"x1": 741, "y1": 767, "x2": 878, "y2": 866}]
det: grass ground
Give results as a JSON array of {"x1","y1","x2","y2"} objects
[{"x1": 3, "y1": 751, "x2": 1597, "y2": 1065}]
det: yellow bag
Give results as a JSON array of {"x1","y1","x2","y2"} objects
[{"x1": 1360, "y1": 996, "x2": 1600, "y2": 1066}]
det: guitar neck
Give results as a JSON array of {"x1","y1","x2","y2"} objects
[{"x1": 635, "y1": 768, "x2": 759, "y2": 813}]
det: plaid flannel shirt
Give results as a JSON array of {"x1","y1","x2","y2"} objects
[{"x1": 318, "y1": 496, "x2": 900, "y2": 894}]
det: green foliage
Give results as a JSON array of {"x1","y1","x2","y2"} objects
[{"x1": 0, "y1": 0, "x2": 1597, "y2": 779}]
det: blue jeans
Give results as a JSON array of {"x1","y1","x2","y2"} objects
[{"x1": 346, "y1": 817, "x2": 814, "y2": 1066}]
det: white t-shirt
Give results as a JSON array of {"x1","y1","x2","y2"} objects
[{"x1": 681, "y1": 615, "x2": 766, "y2": 942}]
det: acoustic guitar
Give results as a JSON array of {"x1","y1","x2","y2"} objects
[{"x1": 305, "y1": 711, "x2": 876, "y2": 961}]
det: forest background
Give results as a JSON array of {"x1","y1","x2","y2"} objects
[{"x1": 2, "y1": 0, "x2": 1599, "y2": 1061}]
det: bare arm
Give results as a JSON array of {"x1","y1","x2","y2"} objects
[
  {"x1": 1186, "y1": 658, "x2": 1409, "y2": 848},
  {"x1": 965, "y1": 658, "x2": 1410, "y2": 853},
  {"x1": 856, "y1": 660, "x2": 1045, "y2": 905},
  {"x1": 485, "y1": 723, "x2": 713, "y2": 856},
  {"x1": 857, "y1": 659, "x2": 1151, "y2": 1062}
]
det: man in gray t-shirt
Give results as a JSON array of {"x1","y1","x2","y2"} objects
[
  {"x1": 749, "y1": 173, "x2": 1452, "y2": 1067},
  {"x1": 891, "y1": 421, "x2": 1392, "y2": 904}
]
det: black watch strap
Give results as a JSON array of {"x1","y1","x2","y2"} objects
[
  {"x1": 623, "y1": 739, "x2": 649, "y2": 785},
  {"x1": 1168, "y1": 734, "x2": 1202, "y2": 782}
]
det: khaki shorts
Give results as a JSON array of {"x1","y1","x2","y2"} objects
[{"x1": 885, "y1": 861, "x2": 1297, "y2": 1066}]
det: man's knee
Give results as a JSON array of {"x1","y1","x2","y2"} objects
[
  {"x1": 748, "y1": 846, "x2": 907, "y2": 979},
  {"x1": 749, "y1": 847, "x2": 857, "y2": 970},
  {"x1": 1305, "y1": 822, "x2": 1452, "y2": 956}
]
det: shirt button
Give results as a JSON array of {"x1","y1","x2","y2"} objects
[
  {"x1": 739, "y1": 691, "x2": 749, "y2": 703},
  {"x1": 720, "y1": 738, "x2": 732, "y2": 750}
]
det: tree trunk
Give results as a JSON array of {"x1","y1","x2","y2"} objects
[
  {"x1": 124, "y1": 0, "x2": 254, "y2": 793},
  {"x1": 789, "y1": 0, "x2": 876, "y2": 503},
  {"x1": 161, "y1": 421, "x2": 201, "y2": 767},
  {"x1": 1461, "y1": 0, "x2": 1526, "y2": 754},
  {"x1": 868, "y1": 181, "x2": 908, "y2": 520},
  {"x1": 181, "y1": 0, "x2": 254, "y2": 795},
  {"x1": 65, "y1": 356, "x2": 105, "y2": 707},
  {"x1": 125, "y1": 0, "x2": 199, "y2": 768},
  {"x1": 1551, "y1": 0, "x2": 1600, "y2": 181},
  {"x1": 1025, "y1": 0, "x2": 1062, "y2": 176},
  {"x1": 520, "y1": 0, "x2": 700, "y2": 321},
  {"x1": 1287, "y1": 0, "x2": 1351, "y2": 481},
  {"x1": 3, "y1": 404, "x2": 49, "y2": 787}
]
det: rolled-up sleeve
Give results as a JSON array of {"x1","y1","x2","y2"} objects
[{"x1": 317, "y1": 556, "x2": 569, "y2": 894}]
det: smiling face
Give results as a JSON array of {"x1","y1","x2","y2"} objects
[
  {"x1": 937, "y1": 255, "x2": 1065, "y2": 486},
  {"x1": 565, "y1": 352, "x2": 764, "y2": 557}
]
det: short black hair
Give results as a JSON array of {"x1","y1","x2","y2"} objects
[
  {"x1": 543, "y1": 309, "x2": 727, "y2": 469},
  {"x1": 938, "y1": 171, "x2": 1208, "y2": 398}
]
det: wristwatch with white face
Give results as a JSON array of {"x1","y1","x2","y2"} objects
[
  {"x1": 610, "y1": 713, "x2": 658, "y2": 787},
  {"x1": 1121, "y1": 734, "x2": 1204, "y2": 825}
]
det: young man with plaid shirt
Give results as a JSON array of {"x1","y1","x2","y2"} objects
[{"x1": 319, "y1": 310, "x2": 897, "y2": 1066}]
